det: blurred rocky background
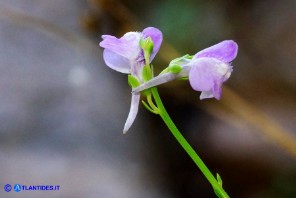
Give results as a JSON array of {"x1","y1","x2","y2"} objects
[{"x1": 0, "y1": 0, "x2": 296, "y2": 197}]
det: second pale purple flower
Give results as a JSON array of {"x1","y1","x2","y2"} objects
[
  {"x1": 133, "y1": 40, "x2": 238, "y2": 100},
  {"x1": 189, "y1": 40, "x2": 238, "y2": 99}
]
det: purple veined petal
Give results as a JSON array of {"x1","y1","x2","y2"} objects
[
  {"x1": 100, "y1": 32, "x2": 142, "y2": 60},
  {"x1": 123, "y1": 93, "x2": 140, "y2": 134},
  {"x1": 142, "y1": 27, "x2": 163, "y2": 61},
  {"x1": 188, "y1": 58, "x2": 232, "y2": 100},
  {"x1": 194, "y1": 40, "x2": 238, "y2": 63},
  {"x1": 103, "y1": 49, "x2": 131, "y2": 73}
]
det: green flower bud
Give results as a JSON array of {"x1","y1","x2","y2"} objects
[
  {"x1": 169, "y1": 65, "x2": 182, "y2": 74},
  {"x1": 140, "y1": 37, "x2": 154, "y2": 56}
]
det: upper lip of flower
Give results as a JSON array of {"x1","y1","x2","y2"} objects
[
  {"x1": 194, "y1": 40, "x2": 238, "y2": 63},
  {"x1": 99, "y1": 27, "x2": 163, "y2": 75}
]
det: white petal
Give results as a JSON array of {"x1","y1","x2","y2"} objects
[
  {"x1": 123, "y1": 93, "x2": 140, "y2": 133},
  {"x1": 103, "y1": 49, "x2": 131, "y2": 73},
  {"x1": 200, "y1": 90, "x2": 214, "y2": 100}
]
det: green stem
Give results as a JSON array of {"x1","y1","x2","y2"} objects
[{"x1": 150, "y1": 87, "x2": 229, "y2": 198}]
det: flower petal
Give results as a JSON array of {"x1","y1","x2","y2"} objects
[
  {"x1": 121, "y1": 32, "x2": 142, "y2": 60},
  {"x1": 194, "y1": 40, "x2": 238, "y2": 63},
  {"x1": 189, "y1": 58, "x2": 231, "y2": 100},
  {"x1": 189, "y1": 58, "x2": 216, "y2": 91},
  {"x1": 200, "y1": 80, "x2": 223, "y2": 100},
  {"x1": 212, "y1": 81, "x2": 223, "y2": 100},
  {"x1": 103, "y1": 49, "x2": 131, "y2": 73},
  {"x1": 200, "y1": 90, "x2": 214, "y2": 100},
  {"x1": 123, "y1": 93, "x2": 140, "y2": 133},
  {"x1": 100, "y1": 32, "x2": 141, "y2": 60},
  {"x1": 142, "y1": 27, "x2": 163, "y2": 61}
]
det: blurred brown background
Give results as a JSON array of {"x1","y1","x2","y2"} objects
[{"x1": 0, "y1": 0, "x2": 296, "y2": 197}]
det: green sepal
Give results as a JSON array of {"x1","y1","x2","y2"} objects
[
  {"x1": 165, "y1": 54, "x2": 193, "y2": 75},
  {"x1": 169, "y1": 65, "x2": 182, "y2": 74},
  {"x1": 142, "y1": 66, "x2": 151, "y2": 82},
  {"x1": 169, "y1": 54, "x2": 193, "y2": 66},
  {"x1": 128, "y1": 75, "x2": 140, "y2": 88}
]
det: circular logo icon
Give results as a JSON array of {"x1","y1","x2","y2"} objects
[
  {"x1": 14, "y1": 184, "x2": 22, "y2": 192},
  {"x1": 4, "y1": 184, "x2": 12, "y2": 192}
]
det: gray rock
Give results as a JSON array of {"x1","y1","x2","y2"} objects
[{"x1": 0, "y1": 1, "x2": 170, "y2": 197}]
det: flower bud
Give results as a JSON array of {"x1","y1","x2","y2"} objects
[{"x1": 140, "y1": 37, "x2": 154, "y2": 57}]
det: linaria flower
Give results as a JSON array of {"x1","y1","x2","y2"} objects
[
  {"x1": 99, "y1": 27, "x2": 163, "y2": 133},
  {"x1": 133, "y1": 40, "x2": 238, "y2": 100}
]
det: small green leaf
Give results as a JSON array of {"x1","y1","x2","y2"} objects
[
  {"x1": 128, "y1": 75, "x2": 140, "y2": 88},
  {"x1": 216, "y1": 173, "x2": 223, "y2": 187},
  {"x1": 169, "y1": 65, "x2": 182, "y2": 74}
]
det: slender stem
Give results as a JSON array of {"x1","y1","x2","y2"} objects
[
  {"x1": 150, "y1": 87, "x2": 229, "y2": 198},
  {"x1": 147, "y1": 93, "x2": 159, "y2": 112}
]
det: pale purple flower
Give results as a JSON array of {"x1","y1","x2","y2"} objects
[
  {"x1": 100, "y1": 27, "x2": 162, "y2": 78},
  {"x1": 99, "y1": 27, "x2": 163, "y2": 133},
  {"x1": 189, "y1": 40, "x2": 238, "y2": 99},
  {"x1": 133, "y1": 40, "x2": 238, "y2": 100}
]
